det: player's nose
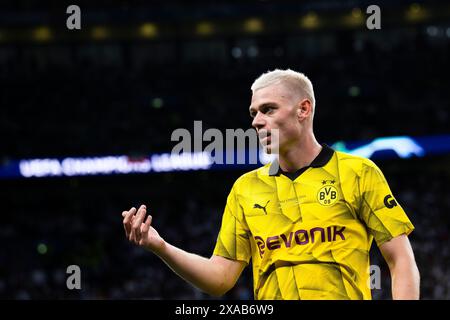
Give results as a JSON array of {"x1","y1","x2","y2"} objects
[{"x1": 252, "y1": 112, "x2": 266, "y2": 131}]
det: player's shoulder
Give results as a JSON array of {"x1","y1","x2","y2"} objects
[
  {"x1": 232, "y1": 163, "x2": 272, "y2": 190},
  {"x1": 333, "y1": 149, "x2": 379, "y2": 173}
]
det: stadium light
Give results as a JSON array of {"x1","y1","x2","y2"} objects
[
  {"x1": 244, "y1": 18, "x2": 263, "y2": 33},
  {"x1": 151, "y1": 98, "x2": 164, "y2": 109},
  {"x1": 37, "y1": 243, "x2": 48, "y2": 255},
  {"x1": 405, "y1": 3, "x2": 428, "y2": 22},
  {"x1": 231, "y1": 47, "x2": 243, "y2": 58},
  {"x1": 140, "y1": 23, "x2": 158, "y2": 38},
  {"x1": 343, "y1": 8, "x2": 364, "y2": 27},
  {"x1": 33, "y1": 26, "x2": 52, "y2": 42},
  {"x1": 300, "y1": 12, "x2": 320, "y2": 29},
  {"x1": 196, "y1": 22, "x2": 214, "y2": 36},
  {"x1": 91, "y1": 26, "x2": 109, "y2": 40},
  {"x1": 348, "y1": 86, "x2": 360, "y2": 97},
  {"x1": 352, "y1": 8, "x2": 363, "y2": 19}
]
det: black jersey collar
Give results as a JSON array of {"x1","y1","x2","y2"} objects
[{"x1": 268, "y1": 143, "x2": 335, "y2": 177}]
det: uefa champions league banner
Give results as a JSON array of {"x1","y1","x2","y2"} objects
[{"x1": 0, "y1": 134, "x2": 449, "y2": 179}]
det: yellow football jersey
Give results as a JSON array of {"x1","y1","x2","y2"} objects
[{"x1": 213, "y1": 144, "x2": 414, "y2": 300}]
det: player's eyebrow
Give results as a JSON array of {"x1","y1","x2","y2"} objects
[{"x1": 249, "y1": 102, "x2": 277, "y2": 114}]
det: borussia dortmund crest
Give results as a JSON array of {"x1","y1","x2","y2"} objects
[{"x1": 317, "y1": 180, "x2": 339, "y2": 206}]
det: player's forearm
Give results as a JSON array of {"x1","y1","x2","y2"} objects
[
  {"x1": 390, "y1": 257, "x2": 420, "y2": 300},
  {"x1": 153, "y1": 241, "x2": 230, "y2": 296}
]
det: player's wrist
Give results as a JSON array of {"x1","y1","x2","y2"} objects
[{"x1": 149, "y1": 238, "x2": 168, "y2": 256}]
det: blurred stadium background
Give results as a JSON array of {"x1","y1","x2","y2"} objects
[{"x1": 1, "y1": 0, "x2": 449, "y2": 299}]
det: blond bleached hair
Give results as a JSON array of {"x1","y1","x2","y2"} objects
[{"x1": 251, "y1": 68, "x2": 316, "y2": 114}]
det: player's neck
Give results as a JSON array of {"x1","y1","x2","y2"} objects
[{"x1": 278, "y1": 134, "x2": 322, "y2": 173}]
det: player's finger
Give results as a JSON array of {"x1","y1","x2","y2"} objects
[
  {"x1": 123, "y1": 207, "x2": 136, "y2": 224},
  {"x1": 141, "y1": 215, "x2": 152, "y2": 235},
  {"x1": 133, "y1": 205, "x2": 146, "y2": 230},
  {"x1": 123, "y1": 207, "x2": 136, "y2": 237},
  {"x1": 132, "y1": 205, "x2": 146, "y2": 242},
  {"x1": 122, "y1": 211, "x2": 128, "y2": 235},
  {"x1": 129, "y1": 212, "x2": 138, "y2": 242}
]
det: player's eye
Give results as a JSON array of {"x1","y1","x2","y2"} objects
[
  {"x1": 262, "y1": 106, "x2": 275, "y2": 114},
  {"x1": 250, "y1": 110, "x2": 257, "y2": 118}
]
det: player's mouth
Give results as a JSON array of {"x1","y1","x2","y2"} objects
[
  {"x1": 258, "y1": 131, "x2": 271, "y2": 146},
  {"x1": 258, "y1": 130, "x2": 271, "y2": 140}
]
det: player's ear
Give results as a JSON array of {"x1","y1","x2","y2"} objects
[{"x1": 297, "y1": 99, "x2": 311, "y2": 121}]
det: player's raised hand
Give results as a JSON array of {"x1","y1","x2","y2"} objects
[{"x1": 122, "y1": 204, "x2": 165, "y2": 253}]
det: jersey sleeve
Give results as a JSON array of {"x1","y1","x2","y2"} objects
[
  {"x1": 358, "y1": 159, "x2": 415, "y2": 246},
  {"x1": 213, "y1": 184, "x2": 252, "y2": 264}
]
